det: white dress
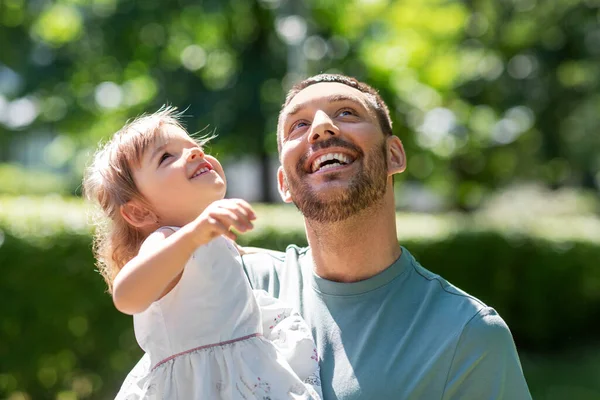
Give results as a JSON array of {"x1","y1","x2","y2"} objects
[{"x1": 115, "y1": 234, "x2": 321, "y2": 399}]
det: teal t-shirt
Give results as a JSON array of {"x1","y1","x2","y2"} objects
[{"x1": 242, "y1": 245, "x2": 531, "y2": 400}]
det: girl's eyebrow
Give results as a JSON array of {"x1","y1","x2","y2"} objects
[
  {"x1": 149, "y1": 143, "x2": 168, "y2": 163},
  {"x1": 147, "y1": 137, "x2": 197, "y2": 164}
]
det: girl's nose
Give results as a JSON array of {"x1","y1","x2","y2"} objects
[{"x1": 186, "y1": 147, "x2": 204, "y2": 161}]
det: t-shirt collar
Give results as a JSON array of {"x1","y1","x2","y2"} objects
[{"x1": 305, "y1": 246, "x2": 412, "y2": 296}]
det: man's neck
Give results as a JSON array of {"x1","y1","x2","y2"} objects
[{"x1": 304, "y1": 190, "x2": 401, "y2": 283}]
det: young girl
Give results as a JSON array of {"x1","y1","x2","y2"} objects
[{"x1": 83, "y1": 107, "x2": 321, "y2": 399}]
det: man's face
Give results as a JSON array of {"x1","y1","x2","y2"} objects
[{"x1": 277, "y1": 82, "x2": 396, "y2": 223}]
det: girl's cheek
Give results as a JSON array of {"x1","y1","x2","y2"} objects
[{"x1": 206, "y1": 156, "x2": 225, "y2": 176}]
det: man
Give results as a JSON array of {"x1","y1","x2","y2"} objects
[
  {"x1": 118, "y1": 74, "x2": 531, "y2": 399},
  {"x1": 241, "y1": 74, "x2": 531, "y2": 399}
]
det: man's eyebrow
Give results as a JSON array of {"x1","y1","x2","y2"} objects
[{"x1": 286, "y1": 94, "x2": 364, "y2": 117}]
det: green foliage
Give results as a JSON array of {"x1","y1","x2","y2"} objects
[
  {"x1": 521, "y1": 346, "x2": 600, "y2": 399},
  {"x1": 1, "y1": 0, "x2": 600, "y2": 203},
  {"x1": 1, "y1": 0, "x2": 286, "y2": 201},
  {"x1": 0, "y1": 231, "x2": 138, "y2": 400},
  {"x1": 0, "y1": 164, "x2": 71, "y2": 196},
  {"x1": 1, "y1": 198, "x2": 600, "y2": 398}
]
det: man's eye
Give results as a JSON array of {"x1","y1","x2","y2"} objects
[
  {"x1": 286, "y1": 121, "x2": 308, "y2": 140},
  {"x1": 293, "y1": 121, "x2": 307, "y2": 129},
  {"x1": 159, "y1": 152, "x2": 171, "y2": 165},
  {"x1": 291, "y1": 121, "x2": 309, "y2": 132}
]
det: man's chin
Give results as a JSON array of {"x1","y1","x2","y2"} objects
[
  {"x1": 290, "y1": 190, "x2": 352, "y2": 222},
  {"x1": 294, "y1": 185, "x2": 348, "y2": 204},
  {"x1": 301, "y1": 174, "x2": 353, "y2": 191}
]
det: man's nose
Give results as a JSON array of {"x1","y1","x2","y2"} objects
[{"x1": 308, "y1": 110, "x2": 339, "y2": 143}]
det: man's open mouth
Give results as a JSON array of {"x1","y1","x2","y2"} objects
[{"x1": 311, "y1": 152, "x2": 355, "y2": 173}]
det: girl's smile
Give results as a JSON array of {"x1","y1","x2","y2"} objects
[{"x1": 190, "y1": 161, "x2": 214, "y2": 179}]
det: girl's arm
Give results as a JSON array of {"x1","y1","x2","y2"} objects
[{"x1": 112, "y1": 199, "x2": 255, "y2": 315}]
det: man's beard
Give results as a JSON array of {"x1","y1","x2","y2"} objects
[{"x1": 284, "y1": 137, "x2": 389, "y2": 223}]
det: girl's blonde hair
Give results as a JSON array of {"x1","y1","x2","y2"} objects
[{"x1": 83, "y1": 106, "x2": 193, "y2": 293}]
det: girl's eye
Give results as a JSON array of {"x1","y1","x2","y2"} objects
[
  {"x1": 338, "y1": 109, "x2": 355, "y2": 117},
  {"x1": 159, "y1": 152, "x2": 172, "y2": 165}
]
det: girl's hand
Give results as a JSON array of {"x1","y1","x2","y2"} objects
[{"x1": 189, "y1": 199, "x2": 256, "y2": 245}]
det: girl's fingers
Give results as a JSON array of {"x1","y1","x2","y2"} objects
[
  {"x1": 217, "y1": 203, "x2": 255, "y2": 231},
  {"x1": 206, "y1": 217, "x2": 235, "y2": 239},
  {"x1": 228, "y1": 206, "x2": 254, "y2": 231},
  {"x1": 218, "y1": 198, "x2": 255, "y2": 220},
  {"x1": 231, "y1": 199, "x2": 256, "y2": 221},
  {"x1": 223, "y1": 229, "x2": 237, "y2": 241},
  {"x1": 210, "y1": 208, "x2": 252, "y2": 233}
]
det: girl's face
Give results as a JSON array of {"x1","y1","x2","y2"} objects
[{"x1": 133, "y1": 125, "x2": 226, "y2": 227}]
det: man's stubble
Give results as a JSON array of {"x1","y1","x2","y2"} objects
[{"x1": 284, "y1": 138, "x2": 389, "y2": 223}]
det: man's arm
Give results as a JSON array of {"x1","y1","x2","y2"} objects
[{"x1": 442, "y1": 307, "x2": 532, "y2": 400}]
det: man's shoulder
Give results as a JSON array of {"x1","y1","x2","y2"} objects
[
  {"x1": 240, "y1": 244, "x2": 308, "y2": 292},
  {"x1": 404, "y1": 249, "x2": 491, "y2": 325},
  {"x1": 242, "y1": 247, "x2": 287, "y2": 265},
  {"x1": 242, "y1": 244, "x2": 307, "y2": 268},
  {"x1": 405, "y1": 252, "x2": 521, "y2": 373}
]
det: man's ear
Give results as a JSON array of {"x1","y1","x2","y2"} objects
[
  {"x1": 120, "y1": 201, "x2": 157, "y2": 229},
  {"x1": 387, "y1": 135, "x2": 406, "y2": 175},
  {"x1": 277, "y1": 166, "x2": 293, "y2": 203}
]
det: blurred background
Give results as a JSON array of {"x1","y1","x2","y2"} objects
[{"x1": 1, "y1": 0, "x2": 599, "y2": 398}]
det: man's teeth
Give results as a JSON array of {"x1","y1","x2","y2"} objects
[
  {"x1": 319, "y1": 162, "x2": 343, "y2": 171},
  {"x1": 192, "y1": 167, "x2": 209, "y2": 178},
  {"x1": 312, "y1": 153, "x2": 351, "y2": 172}
]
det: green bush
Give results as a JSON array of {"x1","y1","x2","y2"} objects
[
  {"x1": 0, "y1": 231, "x2": 137, "y2": 400},
  {"x1": 1, "y1": 197, "x2": 600, "y2": 399},
  {"x1": 0, "y1": 164, "x2": 72, "y2": 196}
]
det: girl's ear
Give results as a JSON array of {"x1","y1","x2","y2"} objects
[
  {"x1": 277, "y1": 166, "x2": 293, "y2": 203},
  {"x1": 120, "y1": 201, "x2": 157, "y2": 229},
  {"x1": 387, "y1": 135, "x2": 406, "y2": 175}
]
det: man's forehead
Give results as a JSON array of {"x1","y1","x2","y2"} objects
[{"x1": 283, "y1": 82, "x2": 370, "y2": 116}]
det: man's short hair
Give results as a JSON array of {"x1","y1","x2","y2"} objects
[{"x1": 277, "y1": 74, "x2": 394, "y2": 151}]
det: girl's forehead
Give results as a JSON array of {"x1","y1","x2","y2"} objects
[
  {"x1": 135, "y1": 123, "x2": 191, "y2": 165},
  {"x1": 142, "y1": 124, "x2": 193, "y2": 156},
  {"x1": 153, "y1": 124, "x2": 189, "y2": 144}
]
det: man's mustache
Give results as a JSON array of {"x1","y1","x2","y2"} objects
[{"x1": 297, "y1": 137, "x2": 363, "y2": 172}]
